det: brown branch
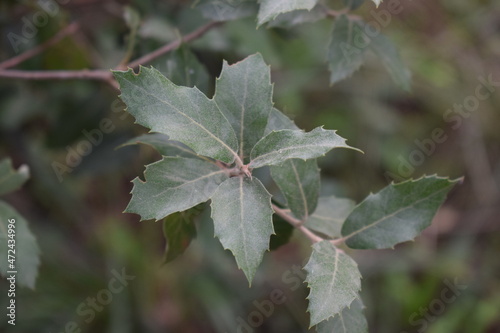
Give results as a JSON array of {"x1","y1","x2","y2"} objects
[
  {"x1": 0, "y1": 22, "x2": 80, "y2": 70},
  {"x1": 272, "y1": 204, "x2": 323, "y2": 243},
  {"x1": 127, "y1": 21, "x2": 221, "y2": 69},
  {"x1": 0, "y1": 21, "x2": 222, "y2": 89}
]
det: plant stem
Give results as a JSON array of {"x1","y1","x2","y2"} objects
[{"x1": 272, "y1": 204, "x2": 323, "y2": 243}]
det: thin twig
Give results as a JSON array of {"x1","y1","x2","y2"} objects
[
  {"x1": 0, "y1": 21, "x2": 222, "y2": 88},
  {"x1": 272, "y1": 204, "x2": 323, "y2": 243},
  {"x1": 0, "y1": 22, "x2": 80, "y2": 70}
]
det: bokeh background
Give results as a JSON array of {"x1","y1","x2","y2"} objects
[{"x1": 1, "y1": 0, "x2": 499, "y2": 332}]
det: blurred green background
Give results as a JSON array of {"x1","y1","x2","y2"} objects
[{"x1": 1, "y1": 0, "x2": 499, "y2": 332}]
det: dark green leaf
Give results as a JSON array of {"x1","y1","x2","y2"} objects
[
  {"x1": 113, "y1": 67, "x2": 238, "y2": 163},
  {"x1": 125, "y1": 157, "x2": 228, "y2": 221},
  {"x1": 305, "y1": 241, "x2": 361, "y2": 326},
  {"x1": 250, "y1": 127, "x2": 360, "y2": 168},
  {"x1": 269, "y1": 213, "x2": 294, "y2": 250},
  {"x1": 270, "y1": 159, "x2": 319, "y2": 220},
  {"x1": 210, "y1": 177, "x2": 274, "y2": 283},
  {"x1": 342, "y1": 176, "x2": 460, "y2": 249},
  {"x1": 119, "y1": 133, "x2": 205, "y2": 159},
  {"x1": 214, "y1": 54, "x2": 273, "y2": 163},
  {"x1": 163, "y1": 207, "x2": 202, "y2": 263}
]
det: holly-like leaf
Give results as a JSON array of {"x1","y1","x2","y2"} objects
[
  {"x1": 126, "y1": 157, "x2": 228, "y2": 221},
  {"x1": 214, "y1": 54, "x2": 273, "y2": 163},
  {"x1": 0, "y1": 159, "x2": 30, "y2": 196},
  {"x1": 316, "y1": 297, "x2": 368, "y2": 333},
  {"x1": 305, "y1": 241, "x2": 361, "y2": 326},
  {"x1": 0, "y1": 201, "x2": 40, "y2": 289},
  {"x1": 369, "y1": 33, "x2": 411, "y2": 91},
  {"x1": 327, "y1": 15, "x2": 367, "y2": 84},
  {"x1": 305, "y1": 196, "x2": 355, "y2": 239},
  {"x1": 113, "y1": 67, "x2": 238, "y2": 163},
  {"x1": 257, "y1": 0, "x2": 319, "y2": 26},
  {"x1": 119, "y1": 133, "x2": 205, "y2": 159},
  {"x1": 265, "y1": 108, "x2": 298, "y2": 133},
  {"x1": 269, "y1": 213, "x2": 294, "y2": 250},
  {"x1": 210, "y1": 177, "x2": 274, "y2": 283},
  {"x1": 195, "y1": 0, "x2": 258, "y2": 22},
  {"x1": 270, "y1": 159, "x2": 319, "y2": 220},
  {"x1": 163, "y1": 207, "x2": 201, "y2": 263},
  {"x1": 267, "y1": 6, "x2": 326, "y2": 29},
  {"x1": 341, "y1": 176, "x2": 460, "y2": 249},
  {"x1": 249, "y1": 127, "x2": 360, "y2": 169}
]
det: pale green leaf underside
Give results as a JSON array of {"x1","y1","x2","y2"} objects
[
  {"x1": 316, "y1": 297, "x2": 368, "y2": 333},
  {"x1": 305, "y1": 241, "x2": 361, "y2": 326},
  {"x1": 119, "y1": 133, "x2": 204, "y2": 160},
  {"x1": 0, "y1": 158, "x2": 30, "y2": 196},
  {"x1": 258, "y1": 0, "x2": 319, "y2": 25},
  {"x1": 211, "y1": 177, "x2": 274, "y2": 283},
  {"x1": 214, "y1": 53, "x2": 273, "y2": 163},
  {"x1": 265, "y1": 108, "x2": 298, "y2": 133},
  {"x1": 267, "y1": 6, "x2": 326, "y2": 29},
  {"x1": 0, "y1": 201, "x2": 40, "y2": 289},
  {"x1": 249, "y1": 127, "x2": 360, "y2": 169},
  {"x1": 342, "y1": 176, "x2": 460, "y2": 249},
  {"x1": 126, "y1": 157, "x2": 227, "y2": 221},
  {"x1": 270, "y1": 159, "x2": 319, "y2": 220},
  {"x1": 305, "y1": 196, "x2": 355, "y2": 239},
  {"x1": 113, "y1": 67, "x2": 238, "y2": 163}
]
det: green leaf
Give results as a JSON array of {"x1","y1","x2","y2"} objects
[
  {"x1": 369, "y1": 33, "x2": 411, "y2": 91},
  {"x1": 265, "y1": 108, "x2": 298, "y2": 133},
  {"x1": 327, "y1": 15, "x2": 367, "y2": 84},
  {"x1": 341, "y1": 176, "x2": 460, "y2": 249},
  {"x1": 305, "y1": 196, "x2": 355, "y2": 239},
  {"x1": 249, "y1": 127, "x2": 360, "y2": 169},
  {"x1": 316, "y1": 297, "x2": 368, "y2": 333},
  {"x1": 258, "y1": 0, "x2": 319, "y2": 26},
  {"x1": 195, "y1": 0, "x2": 258, "y2": 22},
  {"x1": 214, "y1": 54, "x2": 273, "y2": 163},
  {"x1": 126, "y1": 157, "x2": 228, "y2": 221},
  {"x1": 154, "y1": 44, "x2": 210, "y2": 93},
  {"x1": 119, "y1": 133, "x2": 205, "y2": 159},
  {"x1": 0, "y1": 201, "x2": 40, "y2": 289},
  {"x1": 113, "y1": 66, "x2": 238, "y2": 163},
  {"x1": 267, "y1": 6, "x2": 326, "y2": 29},
  {"x1": 163, "y1": 207, "x2": 201, "y2": 263},
  {"x1": 0, "y1": 159, "x2": 30, "y2": 196},
  {"x1": 270, "y1": 159, "x2": 319, "y2": 220},
  {"x1": 269, "y1": 213, "x2": 294, "y2": 250},
  {"x1": 210, "y1": 177, "x2": 274, "y2": 283},
  {"x1": 305, "y1": 241, "x2": 361, "y2": 326}
]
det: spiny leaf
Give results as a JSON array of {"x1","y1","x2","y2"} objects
[
  {"x1": 119, "y1": 133, "x2": 206, "y2": 160},
  {"x1": 0, "y1": 201, "x2": 40, "y2": 289},
  {"x1": 258, "y1": 0, "x2": 319, "y2": 26},
  {"x1": 266, "y1": 6, "x2": 326, "y2": 29},
  {"x1": 214, "y1": 54, "x2": 273, "y2": 163},
  {"x1": 341, "y1": 176, "x2": 460, "y2": 249},
  {"x1": 210, "y1": 177, "x2": 274, "y2": 284},
  {"x1": 126, "y1": 157, "x2": 228, "y2": 221},
  {"x1": 0, "y1": 158, "x2": 30, "y2": 196},
  {"x1": 305, "y1": 196, "x2": 355, "y2": 239},
  {"x1": 270, "y1": 159, "x2": 319, "y2": 220},
  {"x1": 249, "y1": 127, "x2": 360, "y2": 169},
  {"x1": 113, "y1": 66, "x2": 238, "y2": 163},
  {"x1": 316, "y1": 297, "x2": 368, "y2": 333},
  {"x1": 305, "y1": 241, "x2": 361, "y2": 326},
  {"x1": 163, "y1": 207, "x2": 202, "y2": 263}
]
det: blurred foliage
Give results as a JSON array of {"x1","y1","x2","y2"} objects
[{"x1": 0, "y1": 0, "x2": 499, "y2": 332}]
